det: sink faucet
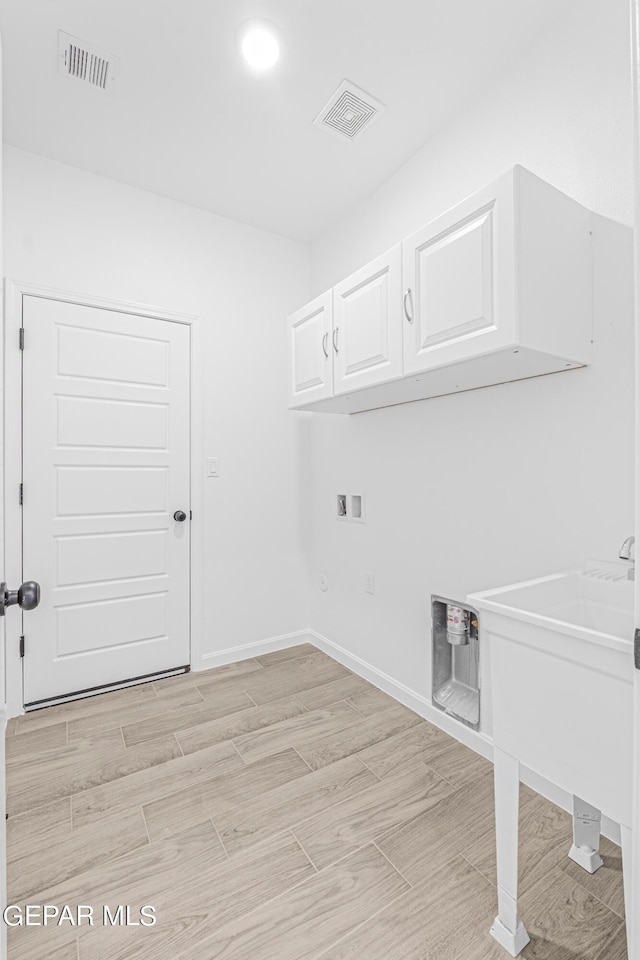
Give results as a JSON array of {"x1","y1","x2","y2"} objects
[{"x1": 618, "y1": 536, "x2": 635, "y2": 580}]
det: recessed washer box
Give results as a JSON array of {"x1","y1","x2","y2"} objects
[{"x1": 336, "y1": 492, "x2": 366, "y2": 522}]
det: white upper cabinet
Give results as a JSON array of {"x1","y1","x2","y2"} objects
[
  {"x1": 333, "y1": 246, "x2": 403, "y2": 395},
  {"x1": 287, "y1": 166, "x2": 594, "y2": 414},
  {"x1": 401, "y1": 166, "x2": 592, "y2": 376},
  {"x1": 402, "y1": 175, "x2": 513, "y2": 374},
  {"x1": 287, "y1": 290, "x2": 333, "y2": 407}
]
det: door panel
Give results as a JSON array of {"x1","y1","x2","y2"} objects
[
  {"x1": 56, "y1": 396, "x2": 169, "y2": 449},
  {"x1": 287, "y1": 291, "x2": 333, "y2": 407},
  {"x1": 416, "y1": 209, "x2": 494, "y2": 347},
  {"x1": 22, "y1": 296, "x2": 190, "y2": 705},
  {"x1": 56, "y1": 466, "x2": 168, "y2": 516},
  {"x1": 333, "y1": 246, "x2": 402, "y2": 395},
  {"x1": 56, "y1": 530, "x2": 167, "y2": 586},
  {"x1": 56, "y1": 593, "x2": 168, "y2": 656},
  {"x1": 56, "y1": 323, "x2": 169, "y2": 385},
  {"x1": 403, "y1": 176, "x2": 515, "y2": 374}
]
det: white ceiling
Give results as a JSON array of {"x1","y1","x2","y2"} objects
[{"x1": 1, "y1": 0, "x2": 577, "y2": 242}]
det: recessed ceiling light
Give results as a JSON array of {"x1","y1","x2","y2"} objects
[{"x1": 237, "y1": 19, "x2": 281, "y2": 72}]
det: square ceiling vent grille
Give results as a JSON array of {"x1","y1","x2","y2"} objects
[
  {"x1": 314, "y1": 80, "x2": 385, "y2": 141},
  {"x1": 58, "y1": 31, "x2": 117, "y2": 93}
]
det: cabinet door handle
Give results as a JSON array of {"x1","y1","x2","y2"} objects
[
  {"x1": 332, "y1": 328, "x2": 339, "y2": 353},
  {"x1": 403, "y1": 289, "x2": 414, "y2": 323},
  {"x1": 322, "y1": 332, "x2": 329, "y2": 358}
]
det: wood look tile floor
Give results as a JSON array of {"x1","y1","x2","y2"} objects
[{"x1": 5, "y1": 645, "x2": 627, "y2": 960}]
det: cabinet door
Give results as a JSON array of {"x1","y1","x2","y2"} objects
[
  {"x1": 287, "y1": 291, "x2": 333, "y2": 408},
  {"x1": 402, "y1": 175, "x2": 516, "y2": 374},
  {"x1": 332, "y1": 246, "x2": 403, "y2": 396}
]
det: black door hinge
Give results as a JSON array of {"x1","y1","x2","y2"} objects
[
  {"x1": 19, "y1": 636, "x2": 25, "y2": 658},
  {"x1": 19, "y1": 483, "x2": 23, "y2": 506},
  {"x1": 190, "y1": 510, "x2": 193, "y2": 520},
  {"x1": 635, "y1": 628, "x2": 640, "y2": 670},
  {"x1": 19, "y1": 328, "x2": 24, "y2": 351}
]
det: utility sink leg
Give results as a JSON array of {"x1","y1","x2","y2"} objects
[
  {"x1": 491, "y1": 747, "x2": 530, "y2": 957},
  {"x1": 568, "y1": 796, "x2": 603, "y2": 874}
]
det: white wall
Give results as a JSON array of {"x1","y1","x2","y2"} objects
[
  {"x1": 312, "y1": 0, "x2": 632, "y2": 290},
  {"x1": 3, "y1": 145, "x2": 312, "y2": 669},
  {"x1": 306, "y1": 0, "x2": 636, "y2": 700}
]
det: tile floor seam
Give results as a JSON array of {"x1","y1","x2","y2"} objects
[
  {"x1": 140, "y1": 803, "x2": 151, "y2": 844},
  {"x1": 345, "y1": 699, "x2": 368, "y2": 718},
  {"x1": 311, "y1": 864, "x2": 420, "y2": 960},
  {"x1": 342, "y1": 697, "x2": 366, "y2": 714},
  {"x1": 173, "y1": 733, "x2": 185, "y2": 758},
  {"x1": 278, "y1": 766, "x2": 379, "y2": 840},
  {"x1": 230, "y1": 738, "x2": 249, "y2": 766},
  {"x1": 291, "y1": 745, "x2": 315, "y2": 772},
  {"x1": 355, "y1": 753, "x2": 382, "y2": 781},
  {"x1": 288, "y1": 826, "x2": 319, "y2": 872},
  {"x1": 459, "y1": 852, "x2": 499, "y2": 890},
  {"x1": 568, "y1": 870, "x2": 626, "y2": 921},
  {"x1": 171, "y1": 827, "x2": 346, "y2": 956},
  {"x1": 418, "y1": 757, "x2": 460, "y2": 789},
  {"x1": 10, "y1": 791, "x2": 75, "y2": 822},
  {"x1": 371, "y1": 839, "x2": 416, "y2": 889},
  {"x1": 593, "y1": 918, "x2": 627, "y2": 960},
  {"x1": 301, "y1": 837, "x2": 398, "y2": 880},
  {"x1": 9, "y1": 735, "x2": 189, "y2": 813},
  {"x1": 244, "y1": 690, "x2": 259, "y2": 707},
  {"x1": 209, "y1": 816, "x2": 231, "y2": 860}
]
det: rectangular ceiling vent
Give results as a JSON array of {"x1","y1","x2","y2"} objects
[
  {"x1": 58, "y1": 31, "x2": 117, "y2": 93},
  {"x1": 314, "y1": 79, "x2": 385, "y2": 142}
]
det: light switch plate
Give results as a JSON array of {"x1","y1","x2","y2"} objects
[{"x1": 207, "y1": 457, "x2": 220, "y2": 478}]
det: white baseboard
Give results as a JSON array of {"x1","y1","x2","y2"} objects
[
  {"x1": 309, "y1": 629, "x2": 494, "y2": 761},
  {"x1": 309, "y1": 629, "x2": 621, "y2": 846},
  {"x1": 195, "y1": 630, "x2": 315, "y2": 671}
]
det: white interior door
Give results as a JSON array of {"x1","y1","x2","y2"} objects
[{"x1": 21, "y1": 295, "x2": 191, "y2": 706}]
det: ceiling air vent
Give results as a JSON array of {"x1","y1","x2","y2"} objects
[
  {"x1": 58, "y1": 31, "x2": 117, "y2": 93},
  {"x1": 314, "y1": 79, "x2": 385, "y2": 141}
]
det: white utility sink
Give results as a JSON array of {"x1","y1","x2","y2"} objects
[
  {"x1": 468, "y1": 561, "x2": 634, "y2": 957},
  {"x1": 472, "y1": 560, "x2": 634, "y2": 653}
]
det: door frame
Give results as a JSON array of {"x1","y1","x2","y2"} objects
[
  {"x1": 3, "y1": 279, "x2": 204, "y2": 717},
  {"x1": 631, "y1": 1, "x2": 640, "y2": 956}
]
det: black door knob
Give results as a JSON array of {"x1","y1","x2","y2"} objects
[
  {"x1": 18, "y1": 581, "x2": 40, "y2": 611},
  {"x1": 0, "y1": 580, "x2": 41, "y2": 615},
  {"x1": 173, "y1": 510, "x2": 187, "y2": 522}
]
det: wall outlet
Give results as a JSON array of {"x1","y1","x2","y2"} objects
[
  {"x1": 319, "y1": 574, "x2": 329, "y2": 592},
  {"x1": 365, "y1": 572, "x2": 375, "y2": 595}
]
